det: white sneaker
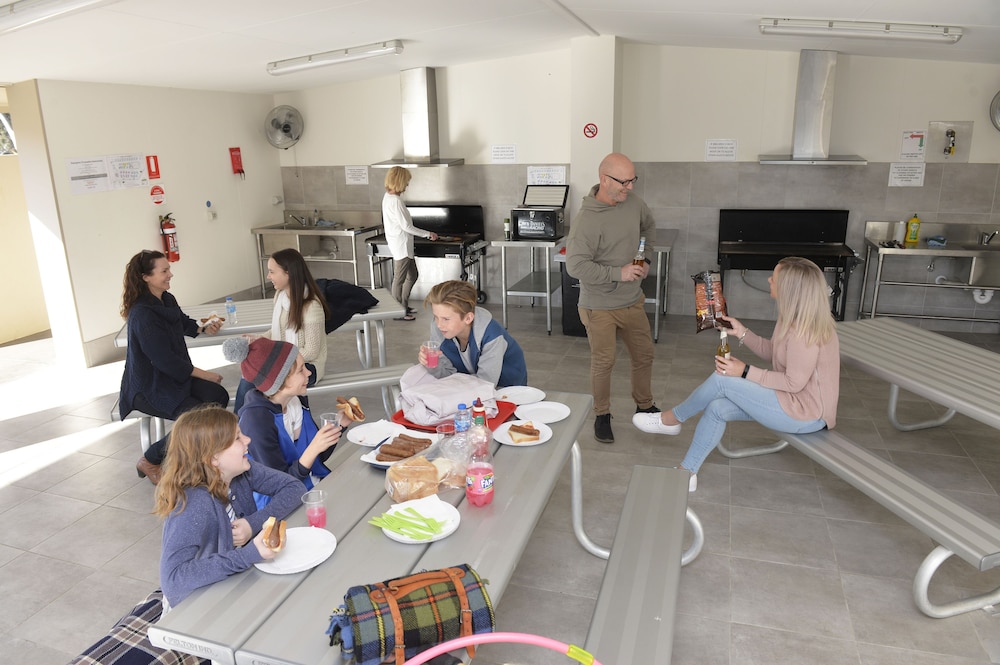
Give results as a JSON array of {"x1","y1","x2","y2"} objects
[
  {"x1": 632, "y1": 412, "x2": 682, "y2": 435},
  {"x1": 688, "y1": 473, "x2": 697, "y2": 492}
]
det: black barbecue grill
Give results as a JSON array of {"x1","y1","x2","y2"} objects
[
  {"x1": 367, "y1": 204, "x2": 488, "y2": 302},
  {"x1": 717, "y1": 209, "x2": 856, "y2": 320}
]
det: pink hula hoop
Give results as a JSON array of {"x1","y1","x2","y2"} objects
[{"x1": 401, "y1": 631, "x2": 601, "y2": 665}]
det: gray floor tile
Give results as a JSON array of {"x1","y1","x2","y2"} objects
[
  {"x1": 30, "y1": 504, "x2": 161, "y2": 568},
  {"x1": 730, "y1": 558, "x2": 854, "y2": 639},
  {"x1": 730, "y1": 506, "x2": 838, "y2": 569},
  {"x1": 730, "y1": 466, "x2": 826, "y2": 516},
  {"x1": 0, "y1": 492, "x2": 98, "y2": 550},
  {"x1": 0, "y1": 551, "x2": 92, "y2": 634},
  {"x1": 731, "y1": 623, "x2": 861, "y2": 665},
  {"x1": 842, "y1": 573, "x2": 988, "y2": 659}
]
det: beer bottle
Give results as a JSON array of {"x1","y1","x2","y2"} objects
[
  {"x1": 633, "y1": 236, "x2": 646, "y2": 266},
  {"x1": 717, "y1": 329, "x2": 731, "y2": 359}
]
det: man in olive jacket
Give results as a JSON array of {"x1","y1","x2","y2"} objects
[{"x1": 566, "y1": 152, "x2": 658, "y2": 443}]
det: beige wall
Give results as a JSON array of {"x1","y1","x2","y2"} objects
[
  {"x1": 0, "y1": 153, "x2": 49, "y2": 343},
  {"x1": 620, "y1": 46, "x2": 1000, "y2": 163},
  {"x1": 10, "y1": 80, "x2": 283, "y2": 365}
]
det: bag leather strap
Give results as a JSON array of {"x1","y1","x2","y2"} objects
[{"x1": 371, "y1": 567, "x2": 478, "y2": 665}]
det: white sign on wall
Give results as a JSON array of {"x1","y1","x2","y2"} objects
[
  {"x1": 491, "y1": 144, "x2": 516, "y2": 163},
  {"x1": 67, "y1": 156, "x2": 111, "y2": 194},
  {"x1": 888, "y1": 163, "x2": 925, "y2": 187},
  {"x1": 345, "y1": 166, "x2": 369, "y2": 185},
  {"x1": 705, "y1": 139, "x2": 737, "y2": 162},
  {"x1": 527, "y1": 165, "x2": 566, "y2": 185},
  {"x1": 899, "y1": 130, "x2": 926, "y2": 161}
]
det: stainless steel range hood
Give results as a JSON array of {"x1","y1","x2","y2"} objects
[
  {"x1": 759, "y1": 50, "x2": 867, "y2": 165},
  {"x1": 371, "y1": 67, "x2": 464, "y2": 168}
]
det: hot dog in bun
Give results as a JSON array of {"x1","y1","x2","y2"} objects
[
  {"x1": 336, "y1": 396, "x2": 365, "y2": 422},
  {"x1": 261, "y1": 516, "x2": 287, "y2": 552},
  {"x1": 508, "y1": 422, "x2": 540, "y2": 444}
]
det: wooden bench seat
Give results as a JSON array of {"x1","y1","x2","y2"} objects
[
  {"x1": 584, "y1": 465, "x2": 691, "y2": 664},
  {"x1": 721, "y1": 429, "x2": 1000, "y2": 618}
]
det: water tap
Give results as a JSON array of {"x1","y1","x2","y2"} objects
[
  {"x1": 289, "y1": 214, "x2": 309, "y2": 226},
  {"x1": 981, "y1": 230, "x2": 1000, "y2": 245}
]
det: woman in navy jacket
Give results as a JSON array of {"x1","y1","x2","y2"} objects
[{"x1": 119, "y1": 250, "x2": 229, "y2": 485}]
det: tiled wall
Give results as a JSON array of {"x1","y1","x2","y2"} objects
[{"x1": 283, "y1": 162, "x2": 1000, "y2": 332}]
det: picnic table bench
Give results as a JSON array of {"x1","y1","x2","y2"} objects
[
  {"x1": 711, "y1": 318, "x2": 1000, "y2": 618},
  {"x1": 585, "y1": 465, "x2": 692, "y2": 664}
]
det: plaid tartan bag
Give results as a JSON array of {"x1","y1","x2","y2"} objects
[{"x1": 326, "y1": 564, "x2": 495, "y2": 665}]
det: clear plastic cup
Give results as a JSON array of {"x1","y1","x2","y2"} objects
[
  {"x1": 423, "y1": 341, "x2": 440, "y2": 368},
  {"x1": 302, "y1": 489, "x2": 327, "y2": 528}
]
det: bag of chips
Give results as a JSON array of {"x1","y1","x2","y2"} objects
[{"x1": 692, "y1": 270, "x2": 731, "y2": 332}]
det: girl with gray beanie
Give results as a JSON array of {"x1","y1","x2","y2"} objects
[{"x1": 223, "y1": 336, "x2": 349, "y2": 504}]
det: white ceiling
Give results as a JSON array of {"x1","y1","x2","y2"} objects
[{"x1": 1, "y1": 0, "x2": 998, "y2": 95}]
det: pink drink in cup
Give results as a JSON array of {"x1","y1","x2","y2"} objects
[
  {"x1": 302, "y1": 489, "x2": 326, "y2": 528},
  {"x1": 424, "y1": 341, "x2": 440, "y2": 368}
]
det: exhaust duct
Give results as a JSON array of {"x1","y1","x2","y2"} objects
[
  {"x1": 371, "y1": 67, "x2": 464, "y2": 168},
  {"x1": 759, "y1": 50, "x2": 867, "y2": 165}
]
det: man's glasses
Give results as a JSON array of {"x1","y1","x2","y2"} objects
[{"x1": 604, "y1": 173, "x2": 639, "y2": 187}]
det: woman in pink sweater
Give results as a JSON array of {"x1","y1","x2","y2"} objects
[{"x1": 633, "y1": 257, "x2": 839, "y2": 491}]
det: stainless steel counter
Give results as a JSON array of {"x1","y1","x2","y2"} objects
[
  {"x1": 858, "y1": 221, "x2": 1000, "y2": 324},
  {"x1": 252, "y1": 211, "x2": 383, "y2": 294}
]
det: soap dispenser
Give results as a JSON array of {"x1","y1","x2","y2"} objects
[{"x1": 904, "y1": 213, "x2": 921, "y2": 249}]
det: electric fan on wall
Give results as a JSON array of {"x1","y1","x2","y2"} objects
[{"x1": 265, "y1": 105, "x2": 304, "y2": 149}]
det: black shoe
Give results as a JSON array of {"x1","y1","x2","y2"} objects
[
  {"x1": 636, "y1": 403, "x2": 661, "y2": 414},
  {"x1": 594, "y1": 414, "x2": 614, "y2": 443},
  {"x1": 406, "y1": 307, "x2": 417, "y2": 315}
]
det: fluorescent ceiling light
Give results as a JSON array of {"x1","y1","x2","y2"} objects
[
  {"x1": 0, "y1": 0, "x2": 119, "y2": 36},
  {"x1": 266, "y1": 40, "x2": 404, "y2": 76},
  {"x1": 759, "y1": 18, "x2": 962, "y2": 44}
]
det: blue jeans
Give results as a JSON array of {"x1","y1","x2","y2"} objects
[
  {"x1": 675, "y1": 373, "x2": 826, "y2": 473},
  {"x1": 233, "y1": 362, "x2": 317, "y2": 413}
]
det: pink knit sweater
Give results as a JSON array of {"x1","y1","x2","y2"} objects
[{"x1": 742, "y1": 328, "x2": 840, "y2": 429}]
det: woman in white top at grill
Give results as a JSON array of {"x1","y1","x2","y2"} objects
[{"x1": 382, "y1": 166, "x2": 437, "y2": 321}]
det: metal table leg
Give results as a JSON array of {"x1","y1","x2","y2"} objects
[{"x1": 500, "y1": 245, "x2": 509, "y2": 328}]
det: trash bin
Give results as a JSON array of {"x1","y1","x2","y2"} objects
[{"x1": 559, "y1": 262, "x2": 587, "y2": 337}]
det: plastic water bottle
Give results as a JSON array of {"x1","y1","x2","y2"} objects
[
  {"x1": 454, "y1": 403, "x2": 472, "y2": 434},
  {"x1": 225, "y1": 297, "x2": 237, "y2": 324}
]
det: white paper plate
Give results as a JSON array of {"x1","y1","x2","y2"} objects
[
  {"x1": 380, "y1": 495, "x2": 461, "y2": 544},
  {"x1": 360, "y1": 430, "x2": 440, "y2": 469},
  {"x1": 254, "y1": 527, "x2": 337, "y2": 574},
  {"x1": 493, "y1": 420, "x2": 553, "y2": 447},
  {"x1": 515, "y1": 401, "x2": 571, "y2": 423},
  {"x1": 347, "y1": 420, "x2": 405, "y2": 447},
  {"x1": 495, "y1": 386, "x2": 546, "y2": 405}
]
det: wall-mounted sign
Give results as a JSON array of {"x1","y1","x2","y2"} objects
[
  {"x1": 583, "y1": 123, "x2": 598, "y2": 138},
  {"x1": 150, "y1": 185, "x2": 166, "y2": 204}
]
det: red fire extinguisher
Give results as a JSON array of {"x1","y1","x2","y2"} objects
[{"x1": 160, "y1": 213, "x2": 180, "y2": 262}]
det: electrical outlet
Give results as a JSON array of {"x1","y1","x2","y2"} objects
[{"x1": 925, "y1": 121, "x2": 973, "y2": 163}]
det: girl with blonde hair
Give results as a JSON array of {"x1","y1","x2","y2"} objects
[
  {"x1": 633, "y1": 257, "x2": 839, "y2": 491},
  {"x1": 156, "y1": 406, "x2": 302, "y2": 608}
]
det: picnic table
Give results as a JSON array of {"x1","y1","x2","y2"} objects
[
  {"x1": 114, "y1": 288, "x2": 403, "y2": 368},
  {"x1": 151, "y1": 392, "x2": 611, "y2": 664}
]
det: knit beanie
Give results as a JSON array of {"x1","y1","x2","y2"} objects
[{"x1": 222, "y1": 336, "x2": 298, "y2": 396}]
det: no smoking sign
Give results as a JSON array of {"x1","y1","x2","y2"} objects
[{"x1": 583, "y1": 123, "x2": 598, "y2": 138}]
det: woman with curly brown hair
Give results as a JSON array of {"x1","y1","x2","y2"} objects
[{"x1": 119, "y1": 250, "x2": 229, "y2": 485}]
